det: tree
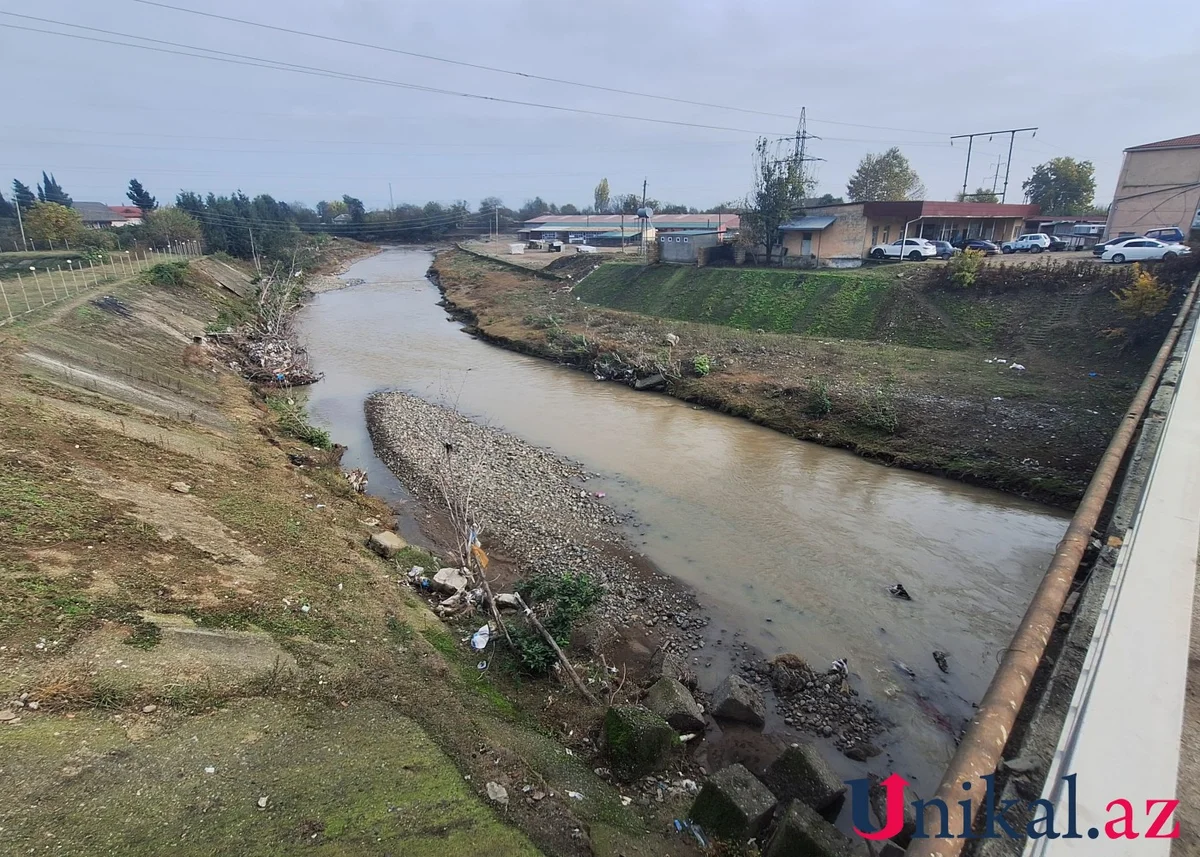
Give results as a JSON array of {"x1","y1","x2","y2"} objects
[
  {"x1": 317, "y1": 199, "x2": 348, "y2": 222},
  {"x1": 478, "y1": 196, "x2": 503, "y2": 214},
  {"x1": 342, "y1": 195, "x2": 365, "y2": 223},
  {"x1": 559, "y1": 203, "x2": 579, "y2": 215},
  {"x1": 0, "y1": 192, "x2": 13, "y2": 221},
  {"x1": 741, "y1": 137, "x2": 813, "y2": 264},
  {"x1": 614, "y1": 193, "x2": 641, "y2": 215},
  {"x1": 12, "y1": 179, "x2": 35, "y2": 210},
  {"x1": 24, "y1": 201, "x2": 82, "y2": 243},
  {"x1": 518, "y1": 197, "x2": 550, "y2": 220},
  {"x1": 1022, "y1": 157, "x2": 1096, "y2": 215},
  {"x1": 143, "y1": 207, "x2": 202, "y2": 246},
  {"x1": 846, "y1": 148, "x2": 924, "y2": 201},
  {"x1": 593, "y1": 178, "x2": 611, "y2": 214},
  {"x1": 126, "y1": 178, "x2": 157, "y2": 212},
  {"x1": 37, "y1": 172, "x2": 72, "y2": 207},
  {"x1": 811, "y1": 193, "x2": 844, "y2": 206},
  {"x1": 957, "y1": 187, "x2": 999, "y2": 203}
]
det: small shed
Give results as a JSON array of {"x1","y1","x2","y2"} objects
[
  {"x1": 658, "y1": 230, "x2": 723, "y2": 264},
  {"x1": 508, "y1": 243, "x2": 525, "y2": 255}
]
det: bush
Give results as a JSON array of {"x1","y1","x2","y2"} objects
[
  {"x1": 1112, "y1": 265, "x2": 1170, "y2": 319},
  {"x1": 265, "y1": 396, "x2": 332, "y2": 449},
  {"x1": 693, "y1": 354, "x2": 712, "y2": 376},
  {"x1": 806, "y1": 378, "x2": 832, "y2": 417},
  {"x1": 144, "y1": 260, "x2": 190, "y2": 287},
  {"x1": 858, "y1": 389, "x2": 899, "y2": 434},
  {"x1": 947, "y1": 249, "x2": 984, "y2": 288},
  {"x1": 510, "y1": 572, "x2": 603, "y2": 675}
]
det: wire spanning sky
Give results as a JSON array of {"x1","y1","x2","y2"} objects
[{"x1": 2, "y1": 0, "x2": 1197, "y2": 210}]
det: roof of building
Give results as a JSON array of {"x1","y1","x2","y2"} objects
[
  {"x1": 522, "y1": 213, "x2": 739, "y2": 230},
  {"x1": 594, "y1": 230, "x2": 643, "y2": 239},
  {"x1": 108, "y1": 205, "x2": 143, "y2": 218},
  {"x1": 779, "y1": 216, "x2": 837, "y2": 231},
  {"x1": 1126, "y1": 134, "x2": 1200, "y2": 152},
  {"x1": 805, "y1": 200, "x2": 1039, "y2": 219},
  {"x1": 75, "y1": 201, "x2": 124, "y2": 223}
]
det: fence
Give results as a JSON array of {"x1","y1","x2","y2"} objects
[{"x1": 0, "y1": 242, "x2": 202, "y2": 327}]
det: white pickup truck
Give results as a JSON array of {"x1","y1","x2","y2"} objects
[
  {"x1": 1001, "y1": 233, "x2": 1052, "y2": 254},
  {"x1": 867, "y1": 238, "x2": 938, "y2": 261}
]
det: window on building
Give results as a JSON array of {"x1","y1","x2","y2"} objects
[
  {"x1": 882, "y1": 227, "x2": 890, "y2": 243},
  {"x1": 871, "y1": 226, "x2": 879, "y2": 245},
  {"x1": 683, "y1": 237, "x2": 689, "y2": 242}
]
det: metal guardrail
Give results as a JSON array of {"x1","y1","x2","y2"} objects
[{"x1": 0, "y1": 246, "x2": 197, "y2": 327}]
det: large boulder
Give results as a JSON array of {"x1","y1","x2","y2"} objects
[
  {"x1": 602, "y1": 705, "x2": 677, "y2": 781},
  {"x1": 645, "y1": 677, "x2": 706, "y2": 733},
  {"x1": 432, "y1": 567, "x2": 470, "y2": 595},
  {"x1": 762, "y1": 743, "x2": 846, "y2": 815},
  {"x1": 649, "y1": 646, "x2": 697, "y2": 689},
  {"x1": 712, "y1": 674, "x2": 766, "y2": 727},
  {"x1": 869, "y1": 777, "x2": 920, "y2": 848},
  {"x1": 368, "y1": 530, "x2": 407, "y2": 559},
  {"x1": 764, "y1": 800, "x2": 856, "y2": 857},
  {"x1": 688, "y1": 763, "x2": 776, "y2": 842}
]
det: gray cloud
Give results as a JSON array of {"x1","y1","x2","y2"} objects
[{"x1": 4, "y1": 0, "x2": 1198, "y2": 210}]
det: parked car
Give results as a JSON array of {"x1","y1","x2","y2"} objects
[
  {"x1": 868, "y1": 238, "x2": 938, "y2": 261},
  {"x1": 952, "y1": 238, "x2": 1001, "y2": 255},
  {"x1": 1144, "y1": 227, "x2": 1187, "y2": 244},
  {"x1": 1092, "y1": 235, "x2": 1141, "y2": 256},
  {"x1": 1047, "y1": 235, "x2": 1068, "y2": 251},
  {"x1": 1001, "y1": 233, "x2": 1052, "y2": 254},
  {"x1": 1102, "y1": 239, "x2": 1191, "y2": 263},
  {"x1": 928, "y1": 240, "x2": 959, "y2": 259}
]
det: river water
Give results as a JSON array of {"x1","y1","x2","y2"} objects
[{"x1": 296, "y1": 247, "x2": 1068, "y2": 790}]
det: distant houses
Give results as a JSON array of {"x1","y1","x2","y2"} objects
[
  {"x1": 518, "y1": 213, "x2": 738, "y2": 247},
  {"x1": 74, "y1": 202, "x2": 143, "y2": 229}
]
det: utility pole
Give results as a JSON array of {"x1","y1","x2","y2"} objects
[
  {"x1": 640, "y1": 178, "x2": 647, "y2": 260},
  {"x1": 494, "y1": 205, "x2": 499, "y2": 243},
  {"x1": 990, "y1": 158, "x2": 1003, "y2": 196},
  {"x1": 14, "y1": 200, "x2": 27, "y2": 250},
  {"x1": 950, "y1": 127, "x2": 1037, "y2": 203},
  {"x1": 248, "y1": 226, "x2": 261, "y2": 275},
  {"x1": 388, "y1": 182, "x2": 394, "y2": 212}
]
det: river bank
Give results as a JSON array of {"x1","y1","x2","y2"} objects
[{"x1": 428, "y1": 248, "x2": 1149, "y2": 507}]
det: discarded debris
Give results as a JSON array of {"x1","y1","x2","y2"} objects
[
  {"x1": 888, "y1": 583, "x2": 912, "y2": 601},
  {"x1": 344, "y1": 469, "x2": 368, "y2": 493},
  {"x1": 91, "y1": 294, "x2": 133, "y2": 317},
  {"x1": 485, "y1": 782, "x2": 509, "y2": 806},
  {"x1": 933, "y1": 651, "x2": 949, "y2": 673}
]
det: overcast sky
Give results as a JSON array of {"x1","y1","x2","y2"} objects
[{"x1": 4, "y1": 0, "x2": 1198, "y2": 214}]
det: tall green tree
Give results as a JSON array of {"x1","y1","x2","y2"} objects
[
  {"x1": 143, "y1": 207, "x2": 202, "y2": 246},
  {"x1": 478, "y1": 196, "x2": 503, "y2": 214},
  {"x1": 342, "y1": 194, "x2": 365, "y2": 223},
  {"x1": 741, "y1": 136, "x2": 813, "y2": 263},
  {"x1": 593, "y1": 178, "x2": 611, "y2": 214},
  {"x1": 559, "y1": 203, "x2": 579, "y2": 215},
  {"x1": 37, "y1": 172, "x2": 72, "y2": 207},
  {"x1": 12, "y1": 179, "x2": 36, "y2": 209},
  {"x1": 0, "y1": 192, "x2": 14, "y2": 221},
  {"x1": 846, "y1": 148, "x2": 925, "y2": 201},
  {"x1": 957, "y1": 187, "x2": 999, "y2": 203},
  {"x1": 24, "y1": 201, "x2": 82, "y2": 242},
  {"x1": 126, "y1": 178, "x2": 158, "y2": 212},
  {"x1": 1022, "y1": 157, "x2": 1096, "y2": 215}
]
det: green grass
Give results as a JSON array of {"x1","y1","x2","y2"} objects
[
  {"x1": 265, "y1": 396, "x2": 332, "y2": 449},
  {"x1": 577, "y1": 263, "x2": 903, "y2": 340}
]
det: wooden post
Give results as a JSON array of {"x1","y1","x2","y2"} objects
[{"x1": 513, "y1": 593, "x2": 599, "y2": 705}]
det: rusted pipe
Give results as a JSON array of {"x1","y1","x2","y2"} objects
[{"x1": 907, "y1": 271, "x2": 1200, "y2": 857}]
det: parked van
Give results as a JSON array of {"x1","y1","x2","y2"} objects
[{"x1": 1144, "y1": 227, "x2": 1187, "y2": 244}]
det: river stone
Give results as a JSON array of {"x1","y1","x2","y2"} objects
[
  {"x1": 688, "y1": 763, "x2": 775, "y2": 842},
  {"x1": 869, "y1": 777, "x2": 920, "y2": 848},
  {"x1": 368, "y1": 530, "x2": 407, "y2": 559},
  {"x1": 712, "y1": 674, "x2": 766, "y2": 727},
  {"x1": 602, "y1": 705, "x2": 677, "y2": 781},
  {"x1": 649, "y1": 646, "x2": 697, "y2": 690},
  {"x1": 763, "y1": 800, "x2": 856, "y2": 857},
  {"x1": 645, "y1": 677, "x2": 706, "y2": 733},
  {"x1": 762, "y1": 743, "x2": 846, "y2": 815},
  {"x1": 432, "y1": 567, "x2": 470, "y2": 595},
  {"x1": 494, "y1": 593, "x2": 521, "y2": 612}
]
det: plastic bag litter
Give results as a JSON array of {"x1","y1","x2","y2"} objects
[{"x1": 470, "y1": 624, "x2": 491, "y2": 651}]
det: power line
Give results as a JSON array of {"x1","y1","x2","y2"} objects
[
  {"x1": 0, "y1": 17, "x2": 787, "y2": 137},
  {"x1": 129, "y1": 0, "x2": 953, "y2": 138}
]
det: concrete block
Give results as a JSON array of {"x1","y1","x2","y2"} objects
[{"x1": 689, "y1": 763, "x2": 776, "y2": 842}]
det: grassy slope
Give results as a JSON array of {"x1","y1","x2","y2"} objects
[
  {"x1": 432, "y1": 250, "x2": 1178, "y2": 506},
  {"x1": 0, "y1": 260, "x2": 678, "y2": 857}
]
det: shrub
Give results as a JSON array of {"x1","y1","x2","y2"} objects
[
  {"x1": 858, "y1": 389, "x2": 899, "y2": 434},
  {"x1": 144, "y1": 260, "x2": 190, "y2": 287},
  {"x1": 1113, "y1": 264, "x2": 1170, "y2": 319},
  {"x1": 806, "y1": 378, "x2": 832, "y2": 417},
  {"x1": 265, "y1": 396, "x2": 332, "y2": 449},
  {"x1": 510, "y1": 572, "x2": 603, "y2": 675},
  {"x1": 693, "y1": 354, "x2": 712, "y2": 376},
  {"x1": 947, "y1": 249, "x2": 984, "y2": 288}
]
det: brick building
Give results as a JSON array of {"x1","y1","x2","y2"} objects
[{"x1": 1105, "y1": 134, "x2": 1200, "y2": 240}]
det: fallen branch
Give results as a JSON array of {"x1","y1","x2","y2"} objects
[{"x1": 514, "y1": 592, "x2": 599, "y2": 706}]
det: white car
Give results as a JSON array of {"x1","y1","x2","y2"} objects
[
  {"x1": 1102, "y1": 238, "x2": 1191, "y2": 263},
  {"x1": 868, "y1": 238, "x2": 938, "y2": 261},
  {"x1": 1002, "y1": 233, "x2": 1052, "y2": 254}
]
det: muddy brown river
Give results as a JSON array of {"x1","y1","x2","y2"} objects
[{"x1": 296, "y1": 247, "x2": 1068, "y2": 792}]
